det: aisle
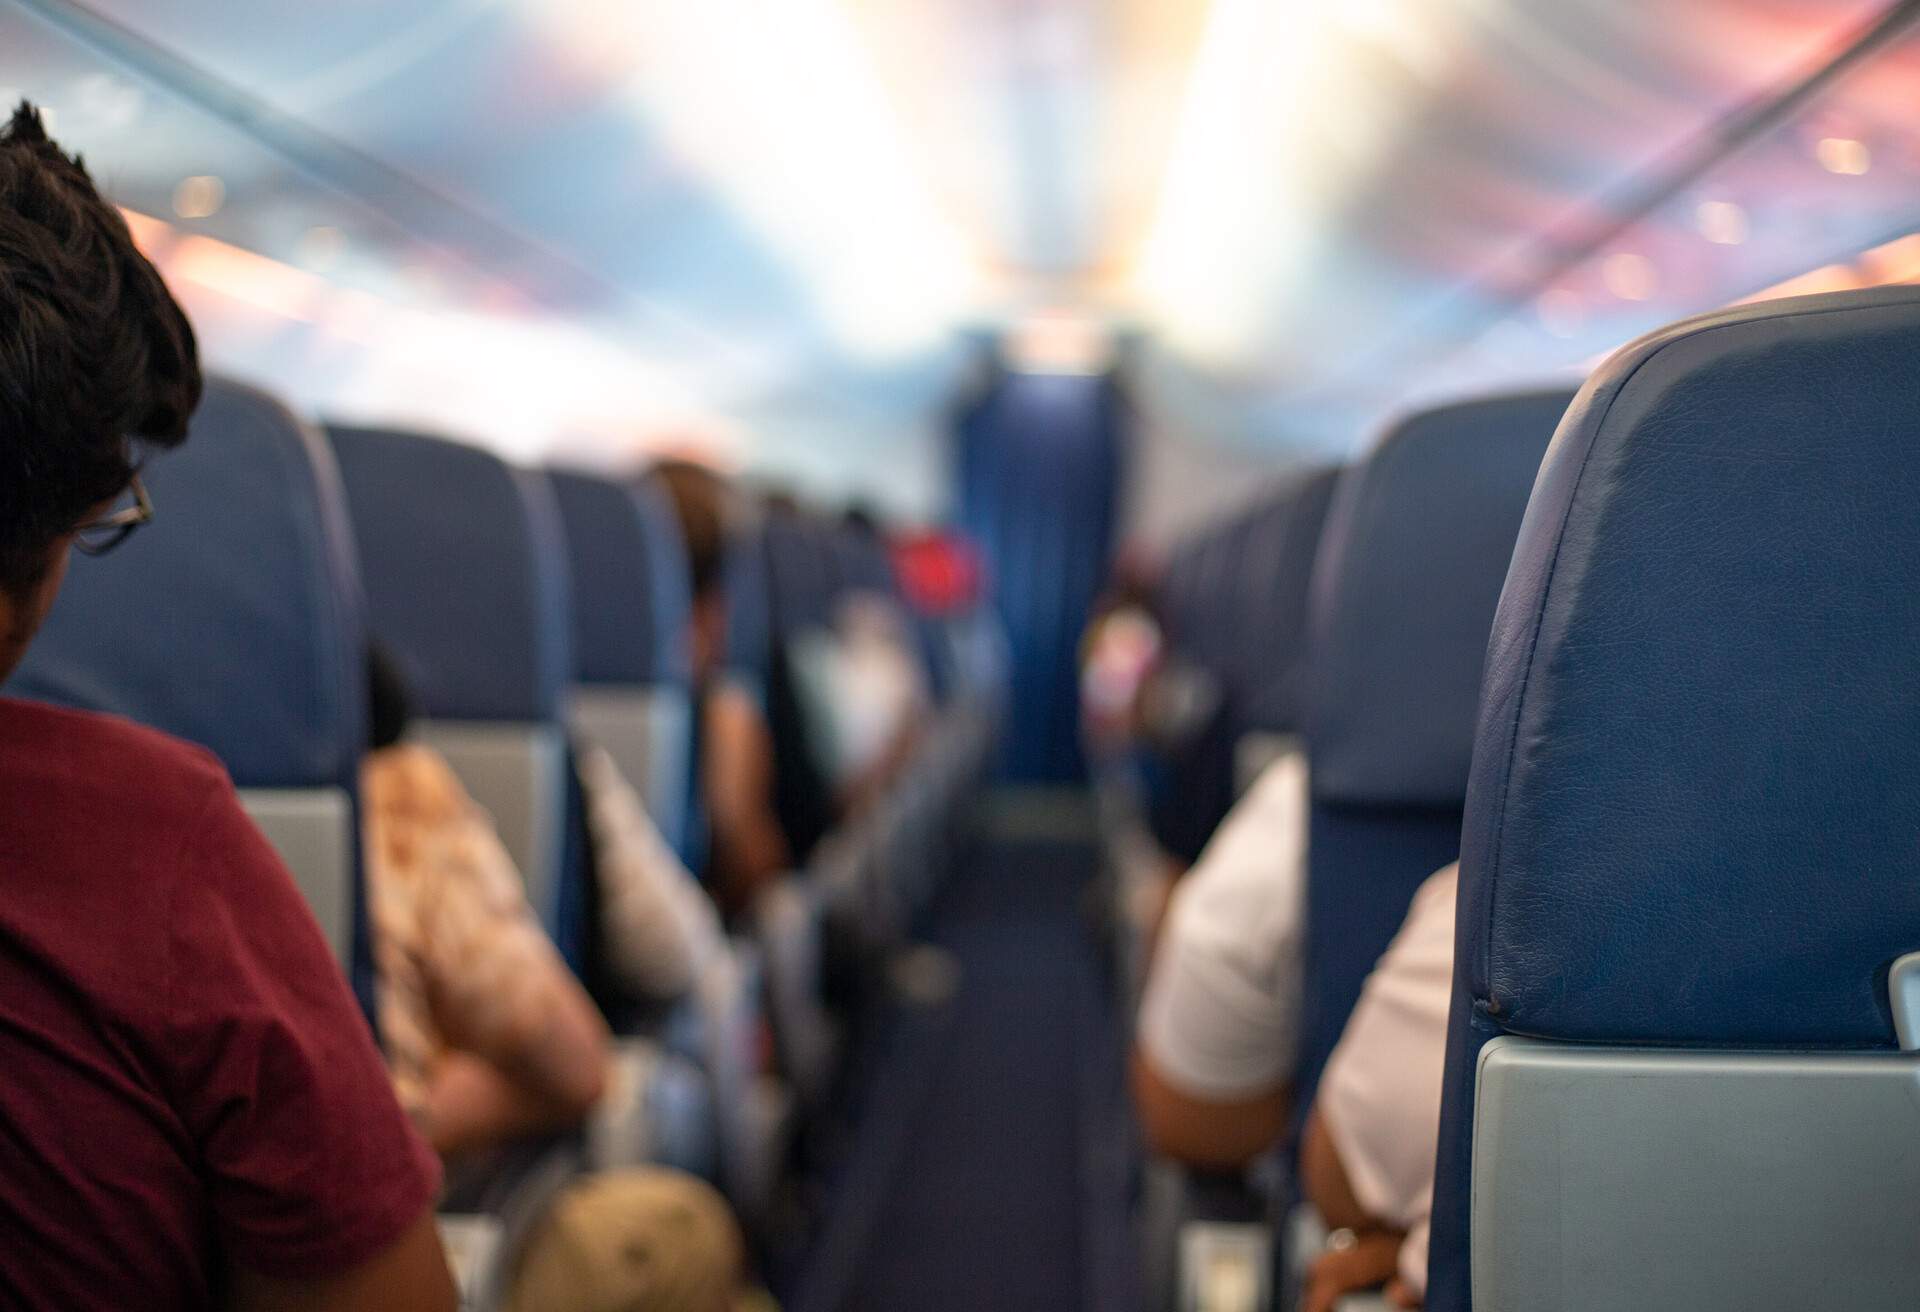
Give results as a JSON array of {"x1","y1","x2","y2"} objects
[{"x1": 793, "y1": 832, "x2": 1136, "y2": 1312}]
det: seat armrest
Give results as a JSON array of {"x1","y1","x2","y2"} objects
[
  {"x1": 1333, "y1": 1296, "x2": 1392, "y2": 1312},
  {"x1": 439, "y1": 1136, "x2": 585, "y2": 1312}
]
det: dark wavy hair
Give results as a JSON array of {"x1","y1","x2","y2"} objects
[
  {"x1": 0, "y1": 101, "x2": 201, "y2": 594},
  {"x1": 647, "y1": 459, "x2": 728, "y2": 600}
]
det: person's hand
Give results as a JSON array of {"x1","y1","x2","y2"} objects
[
  {"x1": 1302, "y1": 1228, "x2": 1404, "y2": 1312},
  {"x1": 1386, "y1": 1276, "x2": 1422, "y2": 1307}
]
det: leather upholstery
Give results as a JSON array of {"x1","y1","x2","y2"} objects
[
  {"x1": 1144, "y1": 469, "x2": 1341, "y2": 862},
  {"x1": 1297, "y1": 391, "x2": 1570, "y2": 1116},
  {"x1": 1307, "y1": 390, "x2": 1576, "y2": 807},
  {"x1": 15, "y1": 378, "x2": 366, "y2": 791},
  {"x1": 1297, "y1": 799, "x2": 1464, "y2": 1104},
  {"x1": 328, "y1": 425, "x2": 572, "y2": 722},
  {"x1": 1234, "y1": 467, "x2": 1341, "y2": 735},
  {"x1": 1428, "y1": 287, "x2": 1920, "y2": 1311},
  {"x1": 550, "y1": 470, "x2": 692, "y2": 687}
]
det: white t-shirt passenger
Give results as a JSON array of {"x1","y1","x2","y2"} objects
[
  {"x1": 1136, "y1": 752, "x2": 1309, "y2": 1099},
  {"x1": 1317, "y1": 862, "x2": 1460, "y2": 1299}
]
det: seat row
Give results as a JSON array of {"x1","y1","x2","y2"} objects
[
  {"x1": 1105, "y1": 286, "x2": 1920, "y2": 1312},
  {"x1": 7, "y1": 378, "x2": 1004, "y2": 1306}
]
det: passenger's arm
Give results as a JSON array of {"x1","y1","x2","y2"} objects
[
  {"x1": 578, "y1": 747, "x2": 714, "y2": 1000},
  {"x1": 1299, "y1": 1108, "x2": 1408, "y2": 1312},
  {"x1": 418, "y1": 1045, "x2": 602, "y2": 1159},
  {"x1": 1130, "y1": 1048, "x2": 1290, "y2": 1170},
  {"x1": 165, "y1": 784, "x2": 445, "y2": 1299},
  {"x1": 226, "y1": 1208, "x2": 456, "y2": 1312},
  {"x1": 1130, "y1": 757, "x2": 1307, "y2": 1170},
  {"x1": 419, "y1": 896, "x2": 610, "y2": 1157},
  {"x1": 704, "y1": 684, "x2": 792, "y2": 915}
]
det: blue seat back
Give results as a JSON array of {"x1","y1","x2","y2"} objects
[
  {"x1": 327, "y1": 425, "x2": 583, "y2": 964},
  {"x1": 1297, "y1": 390, "x2": 1573, "y2": 1110},
  {"x1": 763, "y1": 509, "x2": 843, "y2": 637},
  {"x1": 549, "y1": 470, "x2": 697, "y2": 858},
  {"x1": 1429, "y1": 289, "x2": 1920, "y2": 1310},
  {"x1": 722, "y1": 520, "x2": 774, "y2": 707},
  {"x1": 10, "y1": 378, "x2": 375, "y2": 1017},
  {"x1": 1233, "y1": 468, "x2": 1341, "y2": 739},
  {"x1": 1145, "y1": 529, "x2": 1237, "y2": 863},
  {"x1": 1147, "y1": 471, "x2": 1341, "y2": 863},
  {"x1": 327, "y1": 426, "x2": 570, "y2": 723},
  {"x1": 549, "y1": 470, "x2": 690, "y2": 688}
]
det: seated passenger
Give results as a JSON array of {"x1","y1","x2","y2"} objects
[
  {"x1": 506, "y1": 1172, "x2": 756, "y2": 1312},
  {"x1": 649, "y1": 460, "x2": 792, "y2": 917},
  {"x1": 0, "y1": 103, "x2": 454, "y2": 1310},
  {"x1": 788, "y1": 589, "x2": 930, "y2": 818},
  {"x1": 1131, "y1": 752, "x2": 1308, "y2": 1169},
  {"x1": 578, "y1": 740, "x2": 731, "y2": 1004},
  {"x1": 1079, "y1": 568, "x2": 1165, "y2": 761},
  {"x1": 368, "y1": 652, "x2": 760, "y2": 1309},
  {"x1": 1298, "y1": 864, "x2": 1457, "y2": 1312},
  {"x1": 362, "y1": 646, "x2": 611, "y2": 1158}
]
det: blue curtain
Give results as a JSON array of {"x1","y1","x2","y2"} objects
[{"x1": 957, "y1": 368, "x2": 1126, "y2": 783}]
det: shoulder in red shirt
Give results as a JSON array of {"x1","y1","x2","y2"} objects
[{"x1": 0, "y1": 696, "x2": 440, "y2": 1310}]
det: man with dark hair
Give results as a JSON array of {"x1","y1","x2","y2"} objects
[
  {"x1": 0, "y1": 104, "x2": 455, "y2": 1310},
  {"x1": 645, "y1": 460, "x2": 793, "y2": 915}
]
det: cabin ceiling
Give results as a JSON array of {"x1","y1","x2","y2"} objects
[{"x1": 3, "y1": 0, "x2": 1918, "y2": 473}]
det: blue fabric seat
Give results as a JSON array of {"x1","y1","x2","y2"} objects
[
  {"x1": 10, "y1": 378, "x2": 375, "y2": 1020},
  {"x1": 1427, "y1": 288, "x2": 1920, "y2": 1311},
  {"x1": 549, "y1": 470, "x2": 697, "y2": 861},
  {"x1": 1146, "y1": 527, "x2": 1242, "y2": 864},
  {"x1": 1232, "y1": 468, "x2": 1341, "y2": 749},
  {"x1": 326, "y1": 425, "x2": 586, "y2": 968},
  {"x1": 1145, "y1": 472, "x2": 1334, "y2": 831},
  {"x1": 1297, "y1": 390, "x2": 1574, "y2": 1112}
]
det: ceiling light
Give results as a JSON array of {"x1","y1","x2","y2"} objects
[
  {"x1": 297, "y1": 225, "x2": 345, "y2": 271},
  {"x1": 1816, "y1": 137, "x2": 1871, "y2": 176},
  {"x1": 1695, "y1": 200, "x2": 1748, "y2": 246},
  {"x1": 171, "y1": 175, "x2": 225, "y2": 220},
  {"x1": 1602, "y1": 252, "x2": 1657, "y2": 302},
  {"x1": 1536, "y1": 288, "x2": 1582, "y2": 338}
]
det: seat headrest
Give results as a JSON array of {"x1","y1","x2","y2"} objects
[
  {"x1": 11, "y1": 378, "x2": 365, "y2": 788},
  {"x1": 549, "y1": 470, "x2": 692, "y2": 688},
  {"x1": 834, "y1": 530, "x2": 897, "y2": 598},
  {"x1": 1308, "y1": 389, "x2": 1575, "y2": 807},
  {"x1": 328, "y1": 426, "x2": 570, "y2": 723},
  {"x1": 1460, "y1": 288, "x2": 1920, "y2": 1048},
  {"x1": 1157, "y1": 531, "x2": 1232, "y2": 669},
  {"x1": 763, "y1": 511, "x2": 841, "y2": 635},
  {"x1": 1233, "y1": 467, "x2": 1342, "y2": 734},
  {"x1": 722, "y1": 524, "x2": 773, "y2": 695}
]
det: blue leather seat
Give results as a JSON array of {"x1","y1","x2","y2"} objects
[
  {"x1": 326, "y1": 425, "x2": 585, "y2": 967},
  {"x1": 1147, "y1": 470, "x2": 1342, "y2": 864},
  {"x1": 10, "y1": 378, "x2": 375, "y2": 1018},
  {"x1": 720, "y1": 520, "x2": 774, "y2": 714},
  {"x1": 549, "y1": 470, "x2": 697, "y2": 861},
  {"x1": 1428, "y1": 289, "x2": 1920, "y2": 1312},
  {"x1": 1147, "y1": 530, "x2": 1238, "y2": 864},
  {"x1": 1232, "y1": 468, "x2": 1341, "y2": 754},
  {"x1": 1297, "y1": 390, "x2": 1573, "y2": 1112}
]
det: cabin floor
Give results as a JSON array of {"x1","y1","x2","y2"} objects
[{"x1": 790, "y1": 797, "x2": 1137, "y2": 1312}]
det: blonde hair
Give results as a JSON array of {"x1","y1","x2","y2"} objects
[{"x1": 507, "y1": 1169, "x2": 745, "y2": 1312}]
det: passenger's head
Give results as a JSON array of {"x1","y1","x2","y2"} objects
[
  {"x1": 0, "y1": 102, "x2": 201, "y2": 679},
  {"x1": 646, "y1": 459, "x2": 729, "y2": 681},
  {"x1": 506, "y1": 1169, "x2": 746, "y2": 1312},
  {"x1": 367, "y1": 642, "x2": 413, "y2": 751}
]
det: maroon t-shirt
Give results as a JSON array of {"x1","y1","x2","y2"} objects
[{"x1": 0, "y1": 697, "x2": 441, "y2": 1308}]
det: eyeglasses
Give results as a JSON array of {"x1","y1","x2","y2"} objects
[{"x1": 72, "y1": 475, "x2": 154, "y2": 557}]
